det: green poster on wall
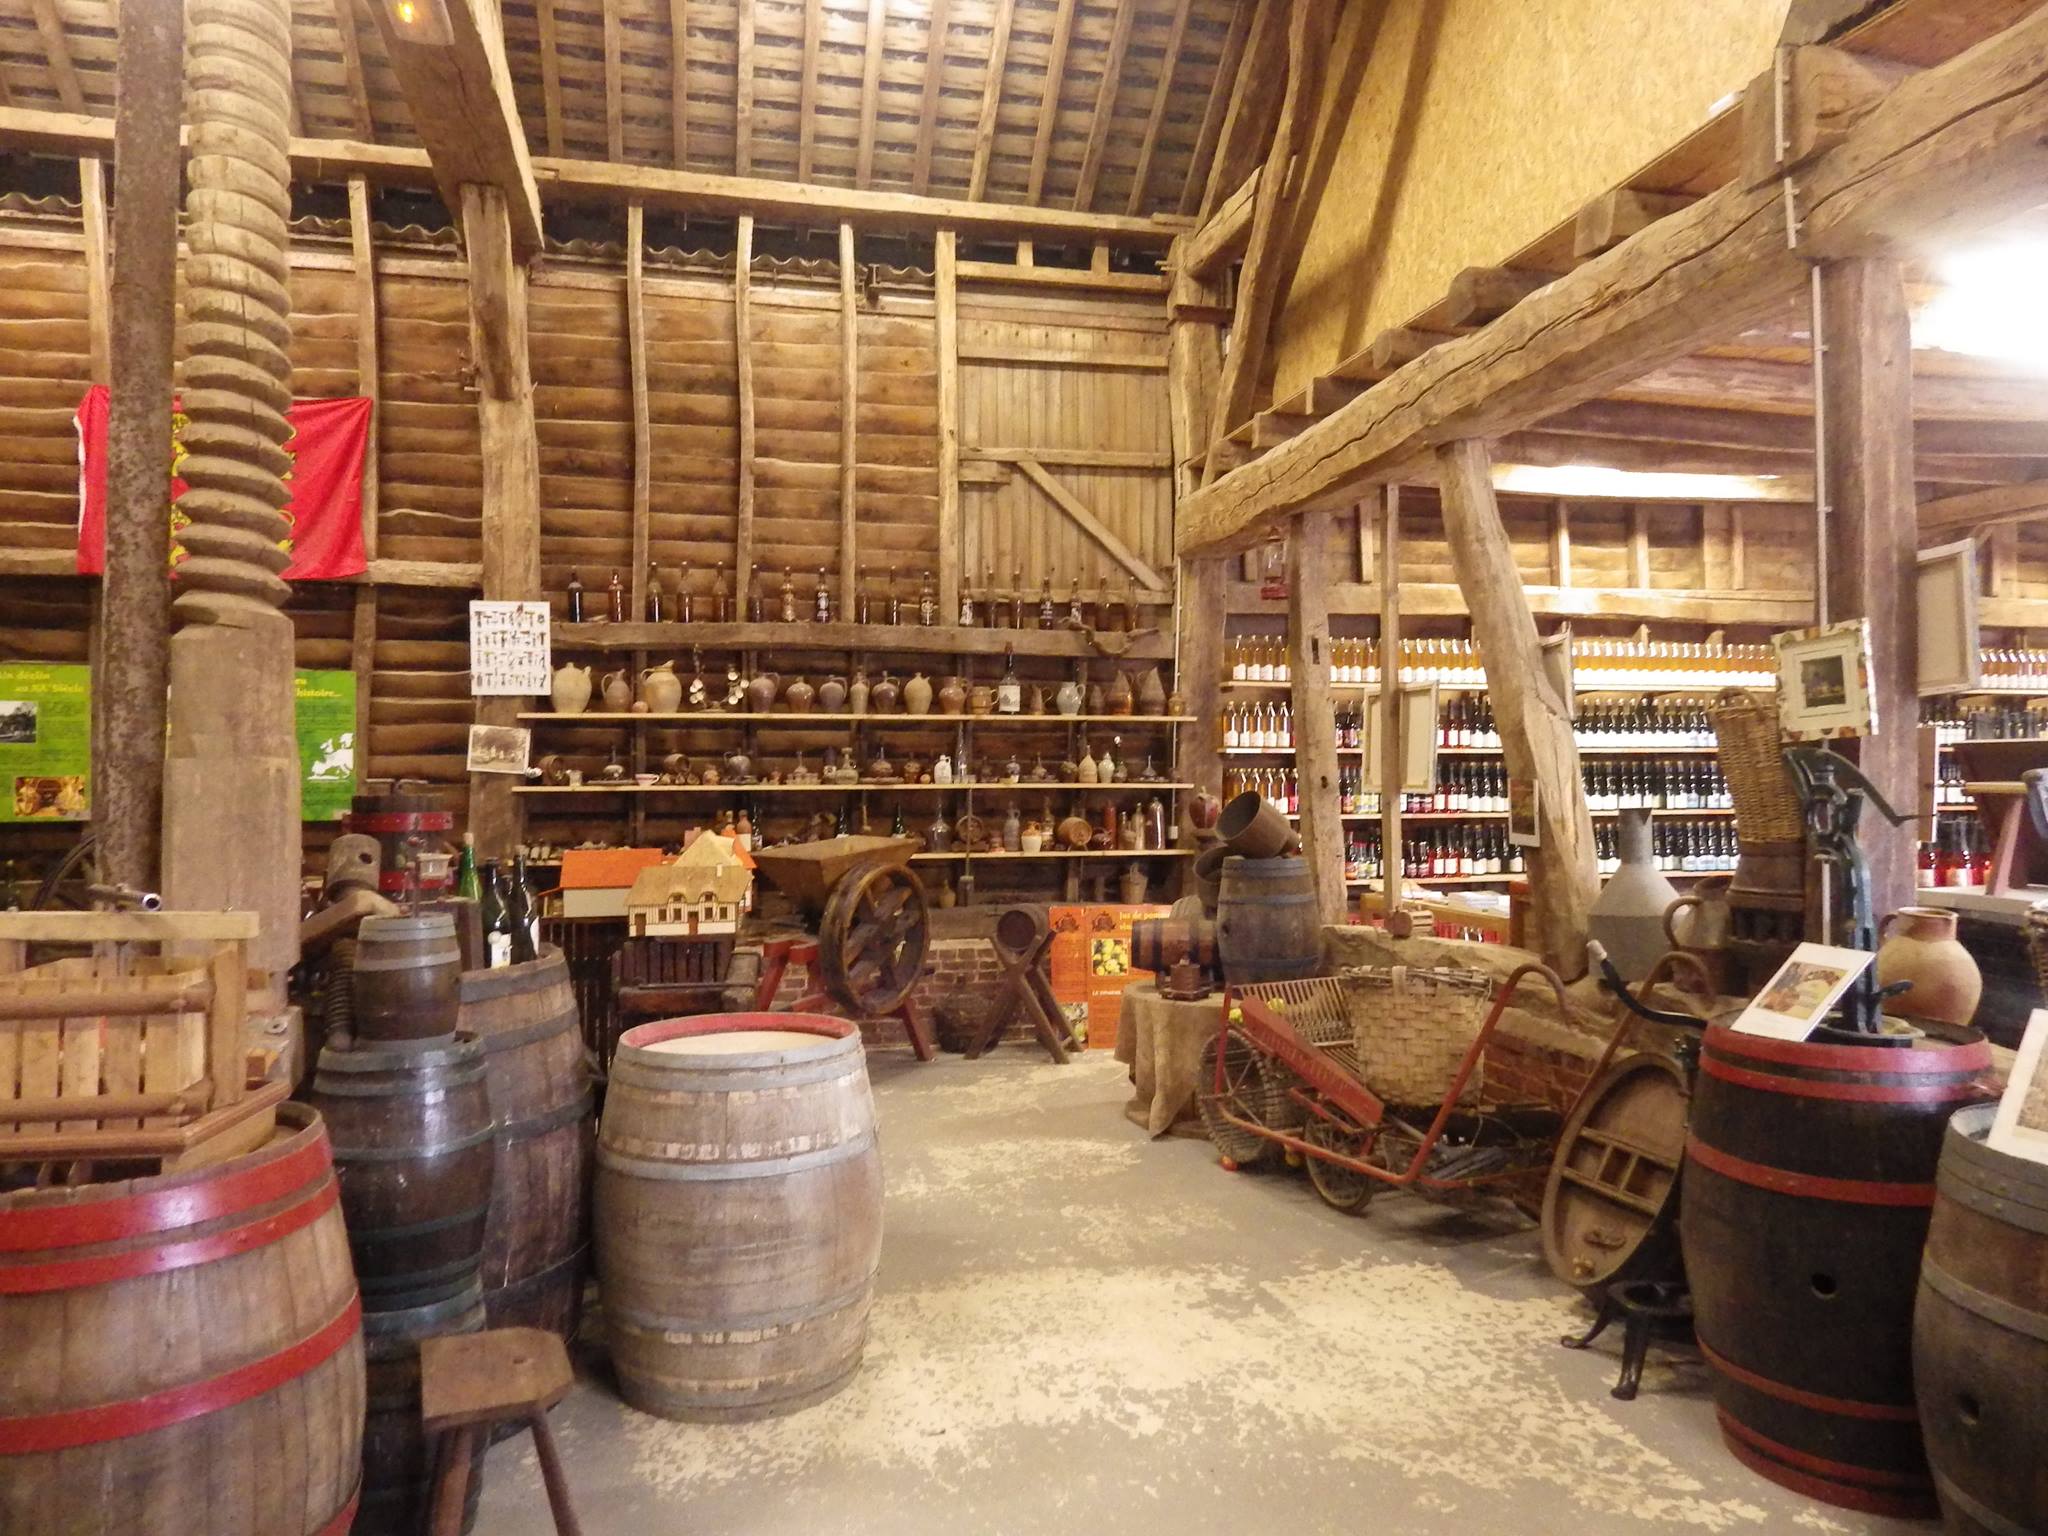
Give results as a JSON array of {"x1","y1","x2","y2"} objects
[
  {"x1": 295, "y1": 669, "x2": 357, "y2": 822},
  {"x1": 0, "y1": 664, "x2": 92, "y2": 824}
]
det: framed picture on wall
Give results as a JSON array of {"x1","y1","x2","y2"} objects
[
  {"x1": 1507, "y1": 777, "x2": 1541, "y2": 848},
  {"x1": 1774, "y1": 619, "x2": 1876, "y2": 740},
  {"x1": 1356, "y1": 682, "x2": 1438, "y2": 792},
  {"x1": 1917, "y1": 539, "x2": 1982, "y2": 695}
]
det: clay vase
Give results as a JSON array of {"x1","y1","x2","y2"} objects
[
  {"x1": 1587, "y1": 808, "x2": 1680, "y2": 984},
  {"x1": 904, "y1": 672, "x2": 934, "y2": 716},
  {"x1": 1108, "y1": 671, "x2": 1135, "y2": 716},
  {"x1": 639, "y1": 660, "x2": 683, "y2": 713},
  {"x1": 937, "y1": 675, "x2": 967, "y2": 716},
  {"x1": 817, "y1": 674, "x2": 848, "y2": 712},
  {"x1": 600, "y1": 669, "x2": 632, "y2": 711},
  {"x1": 870, "y1": 671, "x2": 901, "y2": 714},
  {"x1": 783, "y1": 675, "x2": 816, "y2": 713},
  {"x1": 551, "y1": 662, "x2": 593, "y2": 715},
  {"x1": 1877, "y1": 906, "x2": 1983, "y2": 1027},
  {"x1": 1135, "y1": 667, "x2": 1167, "y2": 715},
  {"x1": 1054, "y1": 679, "x2": 1083, "y2": 717},
  {"x1": 745, "y1": 671, "x2": 780, "y2": 713},
  {"x1": 848, "y1": 669, "x2": 870, "y2": 716}
]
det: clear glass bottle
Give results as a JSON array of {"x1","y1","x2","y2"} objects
[
  {"x1": 997, "y1": 645, "x2": 1022, "y2": 715},
  {"x1": 565, "y1": 570, "x2": 584, "y2": 623}
]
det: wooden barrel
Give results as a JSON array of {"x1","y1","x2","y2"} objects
[
  {"x1": 1680, "y1": 1024, "x2": 1994, "y2": 1517},
  {"x1": 596, "y1": 1013, "x2": 883, "y2": 1422},
  {"x1": 1914, "y1": 1102, "x2": 2048, "y2": 1536},
  {"x1": 1215, "y1": 855, "x2": 1320, "y2": 983},
  {"x1": 1541, "y1": 1051, "x2": 1689, "y2": 1294},
  {"x1": 459, "y1": 947, "x2": 594, "y2": 1340},
  {"x1": 345, "y1": 782, "x2": 455, "y2": 899},
  {"x1": 352, "y1": 912, "x2": 463, "y2": 1041},
  {"x1": 1131, "y1": 916, "x2": 1218, "y2": 977},
  {"x1": 355, "y1": 1283, "x2": 488, "y2": 1536},
  {"x1": 308, "y1": 1032, "x2": 496, "y2": 1309},
  {"x1": 0, "y1": 1103, "x2": 366, "y2": 1536}
]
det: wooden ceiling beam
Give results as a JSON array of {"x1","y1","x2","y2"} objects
[
  {"x1": 910, "y1": 0, "x2": 953, "y2": 194},
  {"x1": 734, "y1": 0, "x2": 755, "y2": 175},
  {"x1": 797, "y1": 0, "x2": 822, "y2": 180},
  {"x1": 668, "y1": 0, "x2": 688, "y2": 165},
  {"x1": 1073, "y1": 0, "x2": 1138, "y2": 210},
  {"x1": 1178, "y1": 12, "x2": 2048, "y2": 555},
  {"x1": 329, "y1": 0, "x2": 377, "y2": 142},
  {"x1": 1180, "y1": 166, "x2": 1256, "y2": 277},
  {"x1": 537, "y1": 0, "x2": 566, "y2": 158},
  {"x1": 1026, "y1": 0, "x2": 1078, "y2": 203},
  {"x1": 1196, "y1": 0, "x2": 1287, "y2": 223},
  {"x1": 1178, "y1": 0, "x2": 1253, "y2": 218},
  {"x1": 854, "y1": 0, "x2": 887, "y2": 187},
  {"x1": 1622, "y1": 352, "x2": 2048, "y2": 422},
  {"x1": 365, "y1": 0, "x2": 544, "y2": 261},
  {"x1": 967, "y1": 0, "x2": 1017, "y2": 200},
  {"x1": 1126, "y1": 0, "x2": 1192, "y2": 217},
  {"x1": 1546, "y1": 397, "x2": 2048, "y2": 459},
  {"x1": 28, "y1": 0, "x2": 86, "y2": 113},
  {"x1": 601, "y1": 0, "x2": 625, "y2": 161},
  {"x1": 1574, "y1": 188, "x2": 1694, "y2": 259},
  {"x1": 1918, "y1": 482, "x2": 2048, "y2": 543}
]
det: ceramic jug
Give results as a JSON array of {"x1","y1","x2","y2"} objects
[
  {"x1": 1054, "y1": 678, "x2": 1083, "y2": 717},
  {"x1": 933, "y1": 753, "x2": 954, "y2": 785},
  {"x1": 1077, "y1": 740, "x2": 1099, "y2": 785},
  {"x1": 938, "y1": 675, "x2": 968, "y2": 715},
  {"x1": 600, "y1": 669, "x2": 632, "y2": 710},
  {"x1": 1119, "y1": 864, "x2": 1150, "y2": 904},
  {"x1": 817, "y1": 674, "x2": 848, "y2": 712},
  {"x1": 1002, "y1": 806, "x2": 1023, "y2": 853},
  {"x1": 1107, "y1": 671, "x2": 1135, "y2": 716},
  {"x1": 904, "y1": 672, "x2": 934, "y2": 716},
  {"x1": 745, "y1": 671, "x2": 780, "y2": 713},
  {"x1": 1876, "y1": 906, "x2": 1982, "y2": 1027},
  {"x1": 783, "y1": 675, "x2": 816, "y2": 713},
  {"x1": 1136, "y1": 667, "x2": 1167, "y2": 715},
  {"x1": 848, "y1": 668, "x2": 871, "y2": 716},
  {"x1": 870, "y1": 671, "x2": 901, "y2": 714},
  {"x1": 639, "y1": 659, "x2": 683, "y2": 713},
  {"x1": 551, "y1": 661, "x2": 593, "y2": 715},
  {"x1": 1587, "y1": 808, "x2": 1680, "y2": 983},
  {"x1": 968, "y1": 684, "x2": 995, "y2": 717}
]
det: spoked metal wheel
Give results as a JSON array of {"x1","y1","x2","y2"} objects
[
  {"x1": 1302, "y1": 1116, "x2": 1377, "y2": 1213},
  {"x1": 1198, "y1": 1032, "x2": 1290, "y2": 1169}
]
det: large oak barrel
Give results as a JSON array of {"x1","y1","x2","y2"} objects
[
  {"x1": 0, "y1": 1103, "x2": 366, "y2": 1536},
  {"x1": 1541, "y1": 1051, "x2": 1689, "y2": 1294},
  {"x1": 1681, "y1": 1024, "x2": 1994, "y2": 1517},
  {"x1": 308, "y1": 1032, "x2": 496, "y2": 1309},
  {"x1": 596, "y1": 1014, "x2": 883, "y2": 1422},
  {"x1": 459, "y1": 947, "x2": 594, "y2": 1339},
  {"x1": 352, "y1": 912, "x2": 463, "y2": 1042},
  {"x1": 1215, "y1": 854, "x2": 1320, "y2": 983},
  {"x1": 1914, "y1": 1102, "x2": 2048, "y2": 1536},
  {"x1": 355, "y1": 1283, "x2": 488, "y2": 1536}
]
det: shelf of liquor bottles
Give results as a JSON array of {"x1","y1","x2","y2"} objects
[
  {"x1": 521, "y1": 713, "x2": 1196, "y2": 727},
  {"x1": 1223, "y1": 636, "x2": 1777, "y2": 691},
  {"x1": 515, "y1": 781, "x2": 1197, "y2": 796},
  {"x1": 1333, "y1": 817, "x2": 1745, "y2": 889}
]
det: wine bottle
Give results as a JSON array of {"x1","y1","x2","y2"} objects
[
  {"x1": 479, "y1": 859, "x2": 511, "y2": 968},
  {"x1": 456, "y1": 832, "x2": 481, "y2": 904},
  {"x1": 646, "y1": 561, "x2": 664, "y2": 622},
  {"x1": 1011, "y1": 567, "x2": 1027, "y2": 630},
  {"x1": 918, "y1": 571, "x2": 937, "y2": 626},
  {"x1": 1039, "y1": 576, "x2": 1056, "y2": 629},
  {"x1": 508, "y1": 852, "x2": 539, "y2": 964},
  {"x1": 997, "y1": 645, "x2": 1022, "y2": 715},
  {"x1": 565, "y1": 570, "x2": 584, "y2": 623},
  {"x1": 856, "y1": 563, "x2": 872, "y2": 625},
  {"x1": 887, "y1": 566, "x2": 903, "y2": 626},
  {"x1": 606, "y1": 569, "x2": 625, "y2": 623},
  {"x1": 779, "y1": 567, "x2": 798, "y2": 625},
  {"x1": 677, "y1": 559, "x2": 694, "y2": 624},
  {"x1": 711, "y1": 561, "x2": 730, "y2": 623},
  {"x1": 814, "y1": 566, "x2": 832, "y2": 623}
]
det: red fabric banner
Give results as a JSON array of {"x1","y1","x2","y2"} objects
[{"x1": 74, "y1": 385, "x2": 371, "y2": 580}]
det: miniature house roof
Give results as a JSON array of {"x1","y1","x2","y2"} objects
[
  {"x1": 682, "y1": 827, "x2": 756, "y2": 871},
  {"x1": 560, "y1": 847, "x2": 669, "y2": 891},
  {"x1": 627, "y1": 841, "x2": 753, "y2": 910}
]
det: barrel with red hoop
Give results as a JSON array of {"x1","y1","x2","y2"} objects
[
  {"x1": 344, "y1": 781, "x2": 455, "y2": 897},
  {"x1": 1679, "y1": 1022, "x2": 1994, "y2": 1518}
]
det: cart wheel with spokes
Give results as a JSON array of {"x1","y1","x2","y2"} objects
[
  {"x1": 1197, "y1": 1032, "x2": 1282, "y2": 1169},
  {"x1": 1302, "y1": 1117, "x2": 1377, "y2": 1213}
]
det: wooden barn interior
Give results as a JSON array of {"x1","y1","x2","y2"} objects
[{"x1": 5, "y1": 1, "x2": 2048, "y2": 1533}]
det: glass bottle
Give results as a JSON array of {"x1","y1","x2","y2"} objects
[
  {"x1": 565, "y1": 570, "x2": 584, "y2": 623},
  {"x1": 746, "y1": 565, "x2": 764, "y2": 622},
  {"x1": 1039, "y1": 576, "x2": 1056, "y2": 629},
  {"x1": 509, "y1": 852, "x2": 539, "y2": 964},
  {"x1": 918, "y1": 571, "x2": 937, "y2": 626},
  {"x1": 1066, "y1": 577, "x2": 1086, "y2": 630},
  {"x1": 1011, "y1": 567, "x2": 1027, "y2": 630},
  {"x1": 982, "y1": 563, "x2": 1000, "y2": 628},
  {"x1": 779, "y1": 566, "x2": 798, "y2": 624},
  {"x1": 676, "y1": 558, "x2": 694, "y2": 624},
  {"x1": 711, "y1": 561, "x2": 730, "y2": 623},
  {"x1": 814, "y1": 566, "x2": 832, "y2": 623},
  {"x1": 606, "y1": 569, "x2": 625, "y2": 623},
  {"x1": 997, "y1": 645, "x2": 1021, "y2": 715},
  {"x1": 646, "y1": 561, "x2": 664, "y2": 622},
  {"x1": 480, "y1": 860, "x2": 511, "y2": 967},
  {"x1": 959, "y1": 576, "x2": 976, "y2": 627},
  {"x1": 887, "y1": 566, "x2": 903, "y2": 626},
  {"x1": 855, "y1": 563, "x2": 872, "y2": 625},
  {"x1": 455, "y1": 832, "x2": 481, "y2": 904}
]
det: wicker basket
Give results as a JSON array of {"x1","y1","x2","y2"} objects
[
  {"x1": 1340, "y1": 964, "x2": 1494, "y2": 1107},
  {"x1": 1711, "y1": 687, "x2": 1805, "y2": 842}
]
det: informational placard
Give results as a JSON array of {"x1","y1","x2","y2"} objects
[
  {"x1": 1732, "y1": 941, "x2": 1874, "y2": 1041},
  {"x1": 1047, "y1": 903, "x2": 1172, "y2": 1050},
  {"x1": 468, "y1": 600, "x2": 551, "y2": 696},
  {"x1": 1989, "y1": 1008, "x2": 2048, "y2": 1166},
  {"x1": 295, "y1": 669, "x2": 357, "y2": 822},
  {"x1": 0, "y1": 662, "x2": 91, "y2": 822}
]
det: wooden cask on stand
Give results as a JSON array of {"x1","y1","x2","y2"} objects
[
  {"x1": 596, "y1": 1014, "x2": 883, "y2": 1421},
  {"x1": 459, "y1": 947, "x2": 595, "y2": 1339},
  {"x1": 0, "y1": 1103, "x2": 366, "y2": 1536}
]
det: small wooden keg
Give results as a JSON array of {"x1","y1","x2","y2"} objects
[
  {"x1": 351, "y1": 912, "x2": 463, "y2": 1041},
  {"x1": 596, "y1": 1013, "x2": 883, "y2": 1421}
]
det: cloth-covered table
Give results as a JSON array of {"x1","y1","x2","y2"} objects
[{"x1": 1115, "y1": 986, "x2": 1223, "y2": 1138}]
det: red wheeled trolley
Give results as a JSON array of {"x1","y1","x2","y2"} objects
[{"x1": 1199, "y1": 962, "x2": 1632, "y2": 1213}]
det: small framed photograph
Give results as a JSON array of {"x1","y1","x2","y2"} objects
[
  {"x1": 1917, "y1": 539, "x2": 1982, "y2": 695},
  {"x1": 1507, "y1": 777, "x2": 1541, "y2": 848},
  {"x1": 1732, "y1": 941, "x2": 1875, "y2": 1041},
  {"x1": 1774, "y1": 619, "x2": 1876, "y2": 741},
  {"x1": 1988, "y1": 1008, "x2": 2048, "y2": 1167},
  {"x1": 466, "y1": 723, "x2": 532, "y2": 776}
]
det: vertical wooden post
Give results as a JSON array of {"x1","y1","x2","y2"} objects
[
  {"x1": 1438, "y1": 439, "x2": 1598, "y2": 975},
  {"x1": 626, "y1": 201, "x2": 650, "y2": 618},
  {"x1": 1166, "y1": 238, "x2": 1228, "y2": 816},
  {"x1": 1289, "y1": 509, "x2": 1344, "y2": 925},
  {"x1": 934, "y1": 228, "x2": 961, "y2": 620},
  {"x1": 734, "y1": 214, "x2": 756, "y2": 609},
  {"x1": 1627, "y1": 505, "x2": 1651, "y2": 590},
  {"x1": 1550, "y1": 499, "x2": 1572, "y2": 587},
  {"x1": 462, "y1": 183, "x2": 542, "y2": 859},
  {"x1": 96, "y1": 0, "x2": 184, "y2": 893},
  {"x1": 348, "y1": 176, "x2": 381, "y2": 764},
  {"x1": 1818, "y1": 257, "x2": 1918, "y2": 920},
  {"x1": 79, "y1": 159, "x2": 109, "y2": 387},
  {"x1": 1378, "y1": 485, "x2": 1402, "y2": 905},
  {"x1": 838, "y1": 221, "x2": 859, "y2": 615}
]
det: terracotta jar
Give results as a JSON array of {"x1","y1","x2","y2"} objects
[
  {"x1": 783, "y1": 675, "x2": 816, "y2": 713},
  {"x1": 1085, "y1": 678, "x2": 1108, "y2": 714},
  {"x1": 937, "y1": 675, "x2": 967, "y2": 715},
  {"x1": 639, "y1": 660, "x2": 683, "y2": 713},
  {"x1": 1135, "y1": 667, "x2": 1167, "y2": 715},
  {"x1": 903, "y1": 672, "x2": 934, "y2": 716},
  {"x1": 870, "y1": 671, "x2": 901, "y2": 714},
  {"x1": 1877, "y1": 906, "x2": 1982, "y2": 1027},
  {"x1": 745, "y1": 671, "x2": 780, "y2": 713}
]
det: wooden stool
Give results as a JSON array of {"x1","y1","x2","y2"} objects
[{"x1": 422, "y1": 1327, "x2": 582, "y2": 1536}]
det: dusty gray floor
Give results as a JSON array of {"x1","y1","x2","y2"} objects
[{"x1": 476, "y1": 1049, "x2": 1924, "y2": 1536}]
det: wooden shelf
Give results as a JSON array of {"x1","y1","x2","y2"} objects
[
  {"x1": 520, "y1": 711, "x2": 1194, "y2": 726},
  {"x1": 551, "y1": 619, "x2": 1173, "y2": 661},
  {"x1": 1438, "y1": 744, "x2": 1719, "y2": 756},
  {"x1": 909, "y1": 848, "x2": 1193, "y2": 862},
  {"x1": 516, "y1": 783, "x2": 1194, "y2": 797},
  {"x1": 1222, "y1": 745, "x2": 1364, "y2": 756}
]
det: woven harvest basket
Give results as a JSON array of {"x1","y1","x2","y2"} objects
[
  {"x1": 1340, "y1": 964, "x2": 1494, "y2": 1107},
  {"x1": 1710, "y1": 687, "x2": 1805, "y2": 842}
]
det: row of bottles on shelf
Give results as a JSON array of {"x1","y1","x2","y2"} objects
[
  {"x1": 458, "y1": 839, "x2": 542, "y2": 968},
  {"x1": 1932, "y1": 759, "x2": 1975, "y2": 807},
  {"x1": 1433, "y1": 697, "x2": 1718, "y2": 751},
  {"x1": 1606, "y1": 820, "x2": 1741, "y2": 876},
  {"x1": 1976, "y1": 649, "x2": 2048, "y2": 690},
  {"x1": 1387, "y1": 827, "x2": 1525, "y2": 882},
  {"x1": 1406, "y1": 759, "x2": 1731, "y2": 816},
  {"x1": 1227, "y1": 637, "x2": 1781, "y2": 690},
  {"x1": 1923, "y1": 698, "x2": 2048, "y2": 744},
  {"x1": 1223, "y1": 701, "x2": 1294, "y2": 749},
  {"x1": 564, "y1": 561, "x2": 1148, "y2": 632},
  {"x1": 1922, "y1": 815, "x2": 1990, "y2": 888}
]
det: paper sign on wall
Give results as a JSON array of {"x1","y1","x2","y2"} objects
[
  {"x1": 469, "y1": 600, "x2": 551, "y2": 696},
  {"x1": 0, "y1": 663, "x2": 91, "y2": 823}
]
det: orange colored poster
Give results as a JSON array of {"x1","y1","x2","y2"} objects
[{"x1": 1046, "y1": 904, "x2": 1170, "y2": 1049}]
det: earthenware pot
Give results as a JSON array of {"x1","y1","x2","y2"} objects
[
  {"x1": 1876, "y1": 906, "x2": 1983, "y2": 1027},
  {"x1": 870, "y1": 671, "x2": 901, "y2": 714},
  {"x1": 551, "y1": 662, "x2": 592, "y2": 715},
  {"x1": 904, "y1": 672, "x2": 934, "y2": 716},
  {"x1": 639, "y1": 659, "x2": 682, "y2": 713},
  {"x1": 968, "y1": 684, "x2": 995, "y2": 717},
  {"x1": 1108, "y1": 671, "x2": 1135, "y2": 716},
  {"x1": 1135, "y1": 667, "x2": 1167, "y2": 715},
  {"x1": 937, "y1": 675, "x2": 967, "y2": 715},
  {"x1": 848, "y1": 668, "x2": 870, "y2": 716},
  {"x1": 746, "y1": 671, "x2": 780, "y2": 713},
  {"x1": 783, "y1": 675, "x2": 816, "y2": 713},
  {"x1": 817, "y1": 674, "x2": 848, "y2": 712},
  {"x1": 600, "y1": 669, "x2": 632, "y2": 710}
]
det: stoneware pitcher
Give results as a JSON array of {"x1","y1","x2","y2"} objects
[
  {"x1": 1876, "y1": 906, "x2": 1982, "y2": 1027},
  {"x1": 600, "y1": 668, "x2": 633, "y2": 710},
  {"x1": 551, "y1": 661, "x2": 593, "y2": 715},
  {"x1": 639, "y1": 659, "x2": 683, "y2": 713}
]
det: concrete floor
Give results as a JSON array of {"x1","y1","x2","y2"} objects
[{"x1": 477, "y1": 1049, "x2": 1926, "y2": 1536}]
